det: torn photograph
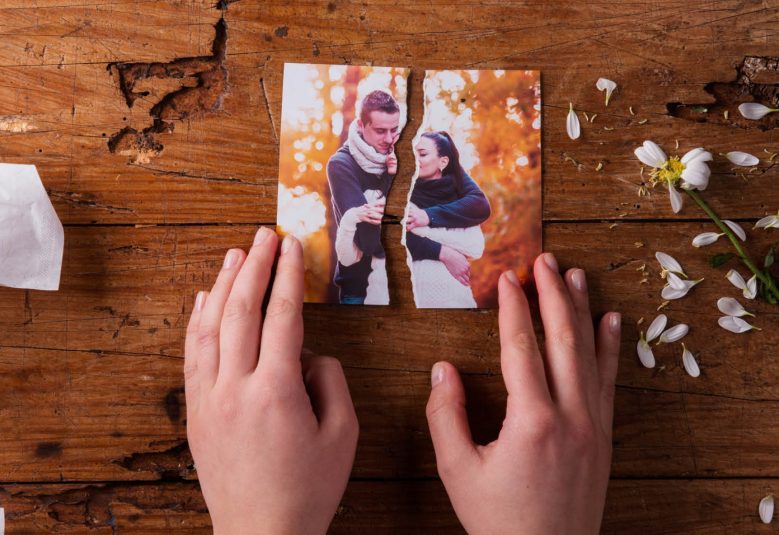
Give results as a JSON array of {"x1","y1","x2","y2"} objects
[
  {"x1": 403, "y1": 69, "x2": 541, "y2": 309},
  {"x1": 276, "y1": 63, "x2": 409, "y2": 304}
]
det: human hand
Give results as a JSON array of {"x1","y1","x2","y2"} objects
[
  {"x1": 353, "y1": 199, "x2": 385, "y2": 225},
  {"x1": 405, "y1": 205, "x2": 430, "y2": 231},
  {"x1": 426, "y1": 253, "x2": 621, "y2": 535},
  {"x1": 386, "y1": 151, "x2": 398, "y2": 175},
  {"x1": 439, "y1": 245, "x2": 470, "y2": 286},
  {"x1": 185, "y1": 227, "x2": 359, "y2": 535}
]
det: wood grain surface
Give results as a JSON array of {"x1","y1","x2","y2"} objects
[{"x1": 1, "y1": 0, "x2": 779, "y2": 533}]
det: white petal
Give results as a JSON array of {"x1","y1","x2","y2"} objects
[
  {"x1": 759, "y1": 495, "x2": 775, "y2": 524},
  {"x1": 745, "y1": 274, "x2": 758, "y2": 300},
  {"x1": 668, "y1": 184, "x2": 684, "y2": 213},
  {"x1": 718, "y1": 315, "x2": 755, "y2": 333},
  {"x1": 738, "y1": 102, "x2": 776, "y2": 120},
  {"x1": 634, "y1": 140, "x2": 667, "y2": 168},
  {"x1": 725, "y1": 151, "x2": 760, "y2": 166},
  {"x1": 659, "y1": 323, "x2": 689, "y2": 343},
  {"x1": 636, "y1": 339, "x2": 656, "y2": 368},
  {"x1": 717, "y1": 297, "x2": 752, "y2": 317},
  {"x1": 723, "y1": 219, "x2": 746, "y2": 241},
  {"x1": 680, "y1": 162, "x2": 711, "y2": 191},
  {"x1": 726, "y1": 269, "x2": 747, "y2": 291},
  {"x1": 681, "y1": 148, "x2": 713, "y2": 166},
  {"x1": 666, "y1": 272, "x2": 688, "y2": 291},
  {"x1": 567, "y1": 103, "x2": 580, "y2": 140},
  {"x1": 661, "y1": 285, "x2": 690, "y2": 300},
  {"x1": 646, "y1": 314, "x2": 668, "y2": 342},
  {"x1": 754, "y1": 215, "x2": 779, "y2": 229},
  {"x1": 682, "y1": 346, "x2": 700, "y2": 378},
  {"x1": 596, "y1": 78, "x2": 617, "y2": 105},
  {"x1": 655, "y1": 252, "x2": 685, "y2": 277},
  {"x1": 692, "y1": 232, "x2": 722, "y2": 247}
]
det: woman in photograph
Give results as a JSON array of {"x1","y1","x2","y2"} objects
[{"x1": 404, "y1": 131, "x2": 491, "y2": 308}]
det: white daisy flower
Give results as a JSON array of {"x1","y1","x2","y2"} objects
[
  {"x1": 567, "y1": 102, "x2": 580, "y2": 140},
  {"x1": 718, "y1": 315, "x2": 759, "y2": 333},
  {"x1": 738, "y1": 102, "x2": 779, "y2": 120},
  {"x1": 716, "y1": 297, "x2": 754, "y2": 317},
  {"x1": 726, "y1": 269, "x2": 757, "y2": 299},
  {"x1": 634, "y1": 141, "x2": 712, "y2": 213},
  {"x1": 722, "y1": 219, "x2": 746, "y2": 241},
  {"x1": 596, "y1": 78, "x2": 617, "y2": 106},
  {"x1": 725, "y1": 151, "x2": 760, "y2": 166},
  {"x1": 760, "y1": 494, "x2": 774, "y2": 524},
  {"x1": 681, "y1": 344, "x2": 700, "y2": 378},
  {"x1": 692, "y1": 232, "x2": 723, "y2": 247},
  {"x1": 636, "y1": 314, "x2": 667, "y2": 368}
]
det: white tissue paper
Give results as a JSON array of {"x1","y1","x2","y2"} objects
[{"x1": 0, "y1": 164, "x2": 64, "y2": 291}]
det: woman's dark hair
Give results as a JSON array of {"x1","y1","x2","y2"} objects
[{"x1": 421, "y1": 131, "x2": 465, "y2": 192}]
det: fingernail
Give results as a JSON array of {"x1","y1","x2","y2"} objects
[
  {"x1": 281, "y1": 234, "x2": 295, "y2": 255},
  {"x1": 254, "y1": 227, "x2": 271, "y2": 245},
  {"x1": 223, "y1": 249, "x2": 239, "y2": 269},
  {"x1": 572, "y1": 269, "x2": 587, "y2": 291},
  {"x1": 609, "y1": 312, "x2": 622, "y2": 334},
  {"x1": 504, "y1": 270, "x2": 520, "y2": 287},
  {"x1": 431, "y1": 362, "x2": 445, "y2": 387},
  {"x1": 194, "y1": 291, "x2": 206, "y2": 312},
  {"x1": 543, "y1": 252, "x2": 558, "y2": 271}
]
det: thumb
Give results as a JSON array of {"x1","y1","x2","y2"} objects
[{"x1": 425, "y1": 361, "x2": 478, "y2": 477}]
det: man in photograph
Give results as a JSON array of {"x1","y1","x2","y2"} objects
[{"x1": 327, "y1": 89, "x2": 400, "y2": 305}]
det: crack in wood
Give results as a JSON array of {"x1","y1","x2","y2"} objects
[
  {"x1": 107, "y1": 13, "x2": 229, "y2": 164},
  {"x1": 667, "y1": 56, "x2": 779, "y2": 129},
  {"x1": 112, "y1": 441, "x2": 194, "y2": 480}
]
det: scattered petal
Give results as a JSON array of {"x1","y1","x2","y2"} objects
[
  {"x1": 746, "y1": 274, "x2": 758, "y2": 300},
  {"x1": 759, "y1": 495, "x2": 774, "y2": 524},
  {"x1": 754, "y1": 214, "x2": 779, "y2": 229},
  {"x1": 646, "y1": 314, "x2": 668, "y2": 342},
  {"x1": 634, "y1": 140, "x2": 667, "y2": 168},
  {"x1": 718, "y1": 315, "x2": 757, "y2": 333},
  {"x1": 661, "y1": 285, "x2": 691, "y2": 300},
  {"x1": 725, "y1": 151, "x2": 760, "y2": 166},
  {"x1": 717, "y1": 297, "x2": 754, "y2": 317},
  {"x1": 668, "y1": 184, "x2": 684, "y2": 213},
  {"x1": 692, "y1": 232, "x2": 723, "y2": 247},
  {"x1": 596, "y1": 78, "x2": 617, "y2": 106},
  {"x1": 738, "y1": 102, "x2": 778, "y2": 120},
  {"x1": 666, "y1": 272, "x2": 688, "y2": 291},
  {"x1": 658, "y1": 323, "x2": 689, "y2": 344},
  {"x1": 725, "y1": 269, "x2": 756, "y2": 299},
  {"x1": 636, "y1": 339, "x2": 656, "y2": 368},
  {"x1": 682, "y1": 345, "x2": 700, "y2": 378},
  {"x1": 723, "y1": 219, "x2": 747, "y2": 241},
  {"x1": 655, "y1": 252, "x2": 686, "y2": 277},
  {"x1": 567, "y1": 103, "x2": 580, "y2": 140}
]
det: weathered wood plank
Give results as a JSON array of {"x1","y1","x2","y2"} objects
[
  {"x1": 1, "y1": 2, "x2": 778, "y2": 223},
  {"x1": 0, "y1": 479, "x2": 775, "y2": 534}
]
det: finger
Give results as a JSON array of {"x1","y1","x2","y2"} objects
[
  {"x1": 218, "y1": 227, "x2": 278, "y2": 380},
  {"x1": 498, "y1": 272, "x2": 553, "y2": 413},
  {"x1": 534, "y1": 253, "x2": 590, "y2": 410},
  {"x1": 257, "y1": 235, "x2": 305, "y2": 382},
  {"x1": 596, "y1": 312, "x2": 621, "y2": 433},
  {"x1": 184, "y1": 290, "x2": 208, "y2": 410},
  {"x1": 426, "y1": 361, "x2": 479, "y2": 479},
  {"x1": 563, "y1": 268, "x2": 596, "y2": 358},
  {"x1": 302, "y1": 355, "x2": 358, "y2": 435},
  {"x1": 197, "y1": 247, "x2": 247, "y2": 388}
]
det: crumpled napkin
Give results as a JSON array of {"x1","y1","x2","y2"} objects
[{"x1": 0, "y1": 164, "x2": 64, "y2": 290}]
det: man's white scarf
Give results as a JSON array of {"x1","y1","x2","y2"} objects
[{"x1": 347, "y1": 120, "x2": 388, "y2": 175}]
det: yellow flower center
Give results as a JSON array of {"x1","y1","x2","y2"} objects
[{"x1": 651, "y1": 156, "x2": 685, "y2": 186}]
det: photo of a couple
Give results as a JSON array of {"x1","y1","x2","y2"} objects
[{"x1": 277, "y1": 64, "x2": 540, "y2": 308}]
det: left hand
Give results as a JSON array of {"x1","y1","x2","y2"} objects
[
  {"x1": 406, "y1": 205, "x2": 430, "y2": 231},
  {"x1": 185, "y1": 228, "x2": 359, "y2": 535},
  {"x1": 386, "y1": 151, "x2": 398, "y2": 175}
]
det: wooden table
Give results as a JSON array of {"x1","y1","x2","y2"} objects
[{"x1": 1, "y1": 1, "x2": 778, "y2": 532}]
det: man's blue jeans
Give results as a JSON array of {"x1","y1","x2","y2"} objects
[{"x1": 340, "y1": 295, "x2": 365, "y2": 305}]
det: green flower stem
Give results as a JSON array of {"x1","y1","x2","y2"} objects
[{"x1": 686, "y1": 188, "x2": 779, "y2": 302}]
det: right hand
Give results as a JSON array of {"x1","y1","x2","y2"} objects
[
  {"x1": 439, "y1": 245, "x2": 470, "y2": 286},
  {"x1": 353, "y1": 199, "x2": 386, "y2": 225},
  {"x1": 425, "y1": 253, "x2": 621, "y2": 535}
]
